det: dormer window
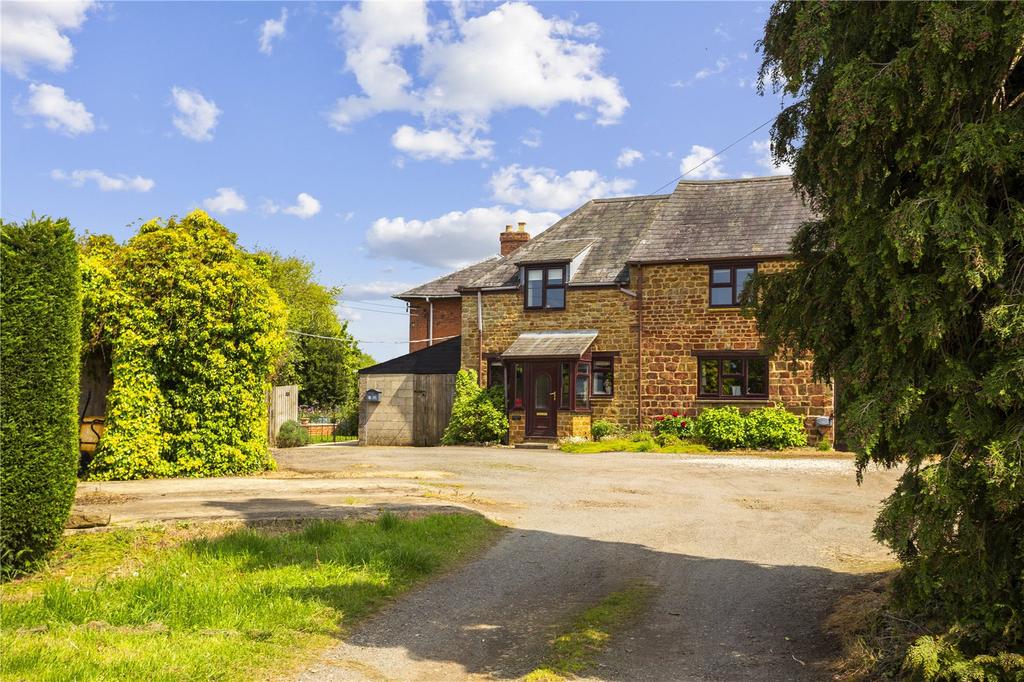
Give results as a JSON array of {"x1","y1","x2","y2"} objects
[
  {"x1": 709, "y1": 262, "x2": 756, "y2": 307},
  {"x1": 524, "y1": 265, "x2": 566, "y2": 310}
]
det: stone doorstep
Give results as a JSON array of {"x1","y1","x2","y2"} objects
[{"x1": 515, "y1": 442, "x2": 556, "y2": 450}]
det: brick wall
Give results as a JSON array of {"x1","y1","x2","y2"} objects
[
  {"x1": 639, "y1": 262, "x2": 833, "y2": 443},
  {"x1": 408, "y1": 297, "x2": 462, "y2": 353},
  {"x1": 461, "y1": 287, "x2": 641, "y2": 433}
]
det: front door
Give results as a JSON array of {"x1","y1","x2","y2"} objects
[{"x1": 526, "y1": 362, "x2": 558, "y2": 437}]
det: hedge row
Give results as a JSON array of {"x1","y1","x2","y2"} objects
[{"x1": 0, "y1": 216, "x2": 82, "y2": 573}]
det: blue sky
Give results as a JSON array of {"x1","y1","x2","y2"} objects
[{"x1": 2, "y1": 1, "x2": 789, "y2": 361}]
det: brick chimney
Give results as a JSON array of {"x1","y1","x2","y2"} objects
[{"x1": 500, "y1": 222, "x2": 530, "y2": 257}]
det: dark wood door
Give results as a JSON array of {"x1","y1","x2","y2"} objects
[{"x1": 526, "y1": 362, "x2": 558, "y2": 437}]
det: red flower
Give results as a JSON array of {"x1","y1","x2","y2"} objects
[
  {"x1": 655, "y1": 416, "x2": 665, "y2": 421},
  {"x1": 672, "y1": 411, "x2": 679, "y2": 417}
]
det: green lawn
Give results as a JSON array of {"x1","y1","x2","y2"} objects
[
  {"x1": 1, "y1": 513, "x2": 500, "y2": 681},
  {"x1": 307, "y1": 434, "x2": 357, "y2": 444},
  {"x1": 560, "y1": 438, "x2": 710, "y2": 454}
]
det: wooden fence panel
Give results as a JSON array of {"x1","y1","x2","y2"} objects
[{"x1": 413, "y1": 374, "x2": 456, "y2": 446}]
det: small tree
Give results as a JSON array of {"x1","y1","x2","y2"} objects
[
  {"x1": 1, "y1": 216, "x2": 82, "y2": 572},
  {"x1": 441, "y1": 370, "x2": 508, "y2": 444}
]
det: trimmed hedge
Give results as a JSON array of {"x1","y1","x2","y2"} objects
[{"x1": 1, "y1": 216, "x2": 82, "y2": 573}]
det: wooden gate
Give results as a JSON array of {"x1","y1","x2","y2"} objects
[
  {"x1": 267, "y1": 385, "x2": 298, "y2": 446},
  {"x1": 413, "y1": 374, "x2": 456, "y2": 446}
]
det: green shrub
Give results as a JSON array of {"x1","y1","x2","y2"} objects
[
  {"x1": 652, "y1": 413, "x2": 693, "y2": 439},
  {"x1": 743, "y1": 404, "x2": 807, "y2": 450},
  {"x1": 275, "y1": 420, "x2": 309, "y2": 448},
  {"x1": 817, "y1": 438, "x2": 833, "y2": 452},
  {"x1": 654, "y1": 433, "x2": 683, "y2": 448},
  {"x1": 79, "y1": 211, "x2": 287, "y2": 479},
  {"x1": 1, "y1": 216, "x2": 82, "y2": 573},
  {"x1": 693, "y1": 407, "x2": 746, "y2": 450},
  {"x1": 591, "y1": 420, "x2": 618, "y2": 440},
  {"x1": 903, "y1": 634, "x2": 1024, "y2": 681},
  {"x1": 441, "y1": 370, "x2": 508, "y2": 444}
]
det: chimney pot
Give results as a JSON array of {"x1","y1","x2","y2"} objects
[{"x1": 499, "y1": 222, "x2": 531, "y2": 257}]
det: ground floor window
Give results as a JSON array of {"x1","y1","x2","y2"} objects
[
  {"x1": 488, "y1": 359, "x2": 504, "y2": 389},
  {"x1": 575, "y1": 362, "x2": 591, "y2": 410},
  {"x1": 592, "y1": 356, "x2": 613, "y2": 396},
  {"x1": 698, "y1": 355, "x2": 768, "y2": 398}
]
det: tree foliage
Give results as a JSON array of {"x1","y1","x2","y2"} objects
[
  {"x1": 80, "y1": 211, "x2": 287, "y2": 479},
  {"x1": 753, "y1": 0, "x2": 1024, "y2": 665},
  {"x1": 1, "y1": 216, "x2": 81, "y2": 572},
  {"x1": 264, "y1": 253, "x2": 368, "y2": 429}
]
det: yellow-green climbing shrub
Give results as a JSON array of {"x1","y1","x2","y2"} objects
[{"x1": 80, "y1": 211, "x2": 287, "y2": 479}]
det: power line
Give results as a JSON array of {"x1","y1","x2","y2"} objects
[
  {"x1": 648, "y1": 115, "x2": 777, "y2": 196},
  {"x1": 287, "y1": 329, "x2": 456, "y2": 346}
]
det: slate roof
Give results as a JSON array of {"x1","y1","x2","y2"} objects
[
  {"x1": 359, "y1": 336, "x2": 461, "y2": 375},
  {"x1": 500, "y1": 330, "x2": 598, "y2": 359},
  {"x1": 463, "y1": 194, "x2": 670, "y2": 290},
  {"x1": 395, "y1": 257, "x2": 503, "y2": 299},
  {"x1": 627, "y1": 176, "x2": 816, "y2": 263}
]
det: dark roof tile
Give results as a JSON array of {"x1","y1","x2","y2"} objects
[{"x1": 628, "y1": 176, "x2": 816, "y2": 263}]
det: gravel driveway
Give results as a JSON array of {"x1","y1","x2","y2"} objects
[{"x1": 73, "y1": 445, "x2": 901, "y2": 681}]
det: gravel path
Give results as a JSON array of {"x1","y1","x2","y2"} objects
[{"x1": 74, "y1": 446, "x2": 900, "y2": 681}]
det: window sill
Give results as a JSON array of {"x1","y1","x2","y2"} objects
[
  {"x1": 707, "y1": 306, "x2": 742, "y2": 312},
  {"x1": 696, "y1": 397, "x2": 771, "y2": 404},
  {"x1": 590, "y1": 394, "x2": 613, "y2": 400}
]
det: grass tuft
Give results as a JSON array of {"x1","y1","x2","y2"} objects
[
  {"x1": 524, "y1": 583, "x2": 654, "y2": 681},
  {"x1": 1, "y1": 514, "x2": 499, "y2": 681},
  {"x1": 560, "y1": 438, "x2": 710, "y2": 455}
]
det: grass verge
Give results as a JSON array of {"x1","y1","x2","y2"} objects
[
  {"x1": 524, "y1": 583, "x2": 654, "y2": 681},
  {"x1": 560, "y1": 438, "x2": 710, "y2": 454},
  {"x1": 308, "y1": 434, "x2": 357, "y2": 444},
  {"x1": 1, "y1": 513, "x2": 500, "y2": 681}
]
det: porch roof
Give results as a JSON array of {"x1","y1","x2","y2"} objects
[{"x1": 500, "y1": 330, "x2": 598, "y2": 359}]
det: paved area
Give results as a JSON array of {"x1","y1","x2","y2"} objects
[{"x1": 73, "y1": 445, "x2": 902, "y2": 681}]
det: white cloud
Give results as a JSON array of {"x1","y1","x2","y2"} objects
[
  {"x1": 680, "y1": 145, "x2": 726, "y2": 180},
  {"x1": 490, "y1": 164, "x2": 634, "y2": 212},
  {"x1": 203, "y1": 188, "x2": 247, "y2": 214},
  {"x1": 366, "y1": 206, "x2": 560, "y2": 268},
  {"x1": 171, "y1": 87, "x2": 221, "y2": 142},
  {"x1": 616, "y1": 147, "x2": 644, "y2": 168},
  {"x1": 19, "y1": 83, "x2": 94, "y2": 136},
  {"x1": 330, "y1": 1, "x2": 627, "y2": 160},
  {"x1": 258, "y1": 8, "x2": 287, "y2": 54},
  {"x1": 1, "y1": 1, "x2": 94, "y2": 78},
  {"x1": 750, "y1": 139, "x2": 792, "y2": 176},
  {"x1": 264, "y1": 192, "x2": 323, "y2": 218},
  {"x1": 391, "y1": 124, "x2": 493, "y2": 161},
  {"x1": 343, "y1": 281, "x2": 416, "y2": 300},
  {"x1": 672, "y1": 57, "x2": 731, "y2": 88},
  {"x1": 520, "y1": 127, "x2": 542, "y2": 149},
  {"x1": 283, "y1": 192, "x2": 321, "y2": 218},
  {"x1": 51, "y1": 168, "x2": 154, "y2": 192}
]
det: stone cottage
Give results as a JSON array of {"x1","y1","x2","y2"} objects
[{"x1": 394, "y1": 176, "x2": 834, "y2": 445}]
